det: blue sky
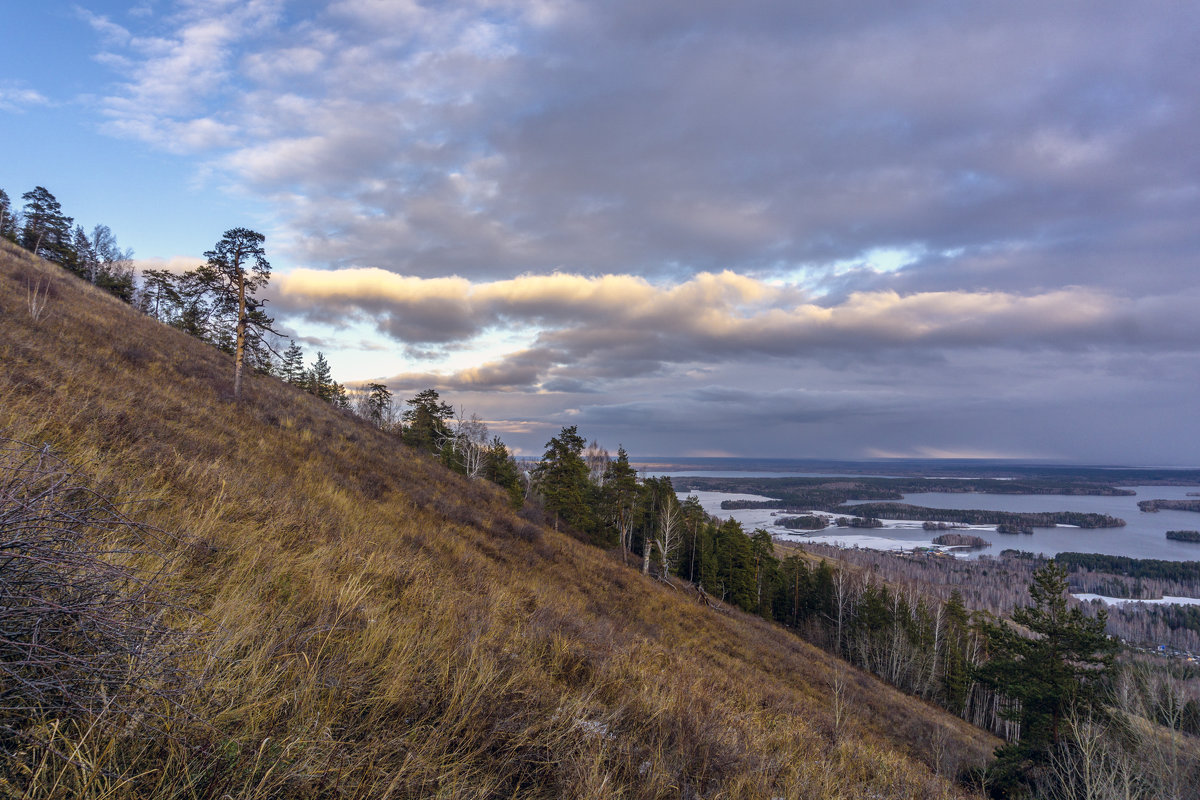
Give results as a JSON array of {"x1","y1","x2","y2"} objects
[{"x1": 3, "y1": 2, "x2": 1200, "y2": 463}]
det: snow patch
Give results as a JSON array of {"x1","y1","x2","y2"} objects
[{"x1": 1074, "y1": 593, "x2": 1200, "y2": 607}]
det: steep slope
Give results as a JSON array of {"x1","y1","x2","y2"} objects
[{"x1": 0, "y1": 239, "x2": 996, "y2": 798}]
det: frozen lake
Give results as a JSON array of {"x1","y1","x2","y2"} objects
[
  {"x1": 669, "y1": 477, "x2": 1200, "y2": 562},
  {"x1": 1074, "y1": 593, "x2": 1200, "y2": 607}
]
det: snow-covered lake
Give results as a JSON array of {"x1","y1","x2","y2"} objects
[
  {"x1": 1073, "y1": 593, "x2": 1200, "y2": 607},
  {"x1": 681, "y1": 490, "x2": 975, "y2": 555},
  {"x1": 672, "y1": 479, "x2": 1200, "y2": 562},
  {"x1": 679, "y1": 488, "x2": 1200, "y2": 603}
]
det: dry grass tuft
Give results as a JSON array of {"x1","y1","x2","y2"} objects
[{"x1": 0, "y1": 238, "x2": 995, "y2": 798}]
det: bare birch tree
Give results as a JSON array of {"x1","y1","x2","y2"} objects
[
  {"x1": 654, "y1": 493, "x2": 681, "y2": 577},
  {"x1": 583, "y1": 439, "x2": 610, "y2": 486},
  {"x1": 453, "y1": 409, "x2": 489, "y2": 478}
]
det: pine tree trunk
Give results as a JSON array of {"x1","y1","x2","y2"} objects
[{"x1": 233, "y1": 273, "x2": 247, "y2": 400}]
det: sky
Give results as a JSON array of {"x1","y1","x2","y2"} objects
[{"x1": 2, "y1": 1, "x2": 1199, "y2": 463}]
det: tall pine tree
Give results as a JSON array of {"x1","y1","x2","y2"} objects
[
  {"x1": 975, "y1": 561, "x2": 1116, "y2": 794},
  {"x1": 533, "y1": 425, "x2": 591, "y2": 534},
  {"x1": 200, "y1": 228, "x2": 273, "y2": 400},
  {"x1": 20, "y1": 187, "x2": 73, "y2": 263}
]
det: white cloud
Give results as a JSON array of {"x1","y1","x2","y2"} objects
[
  {"x1": 0, "y1": 82, "x2": 50, "y2": 113},
  {"x1": 74, "y1": 5, "x2": 133, "y2": 45}
]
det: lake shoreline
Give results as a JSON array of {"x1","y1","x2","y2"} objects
[{"x1": 666, "y1": 472, "x2": 1200, "y2": 563}]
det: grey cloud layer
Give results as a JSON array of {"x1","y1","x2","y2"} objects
[
  {"x1": 276, "y1": 268, "x2": 1200, "y2": 394},
  {"x1": 82, "y1": 1, "x2": 1200, "y2": 461},
  {"x1": 90, "y1": 1, "x2": 1200, "y2": 290}
]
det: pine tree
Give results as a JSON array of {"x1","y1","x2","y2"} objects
[
  {"x1": 201, "y1": 228, "x2": 273, "y2": 400},
  {"x1": 975, "y1": 561, "x2": 1117, "y2": 793},
  {"x1": 533, "y1": 425, "x2": 591, "y2": 533},
  {"x1": 363, "y1": 382, "x2": 393, "y2": 427},
  {"x1": 773, "y1": 555, "x2": 811, "y2": 628},
  {"x1": 332, "y1": 383, "x2": 351, "y2": 410},
  {"x1": 941, "y1": 589, "x2": 973, "y2": 717},
  {"x1": 709, "y1": 519, "x2": 755, "y2": 610},
  {"x1": 281, "y1": 341, "x2": 305, "y2": 385},
  {"x1": 308, "y1": 352, "x2": 335, "y2": 401},
  {"x1": 601, "y1": 446, "x2": 639, "y2": 556},
  {"x1": 70, "y1": 225, "x2": 95, "y2": 281},
  {"x1": 401, "y1": 389, "x2": 453, "y2": 453},
  {"x1": 482, "y1": 437, "x2": 523, "y2": 508},
  {"x1": 750, "y1": 528, "x2": 779, "y2": 618},
  {"x1": 679, "y1": 495, "x2": 706, "y2": 583},
  {"x1": 0, "y1": 188, "x2": 16, "y2": 241},
  {"x1": 20, "y1": 187, "x2": 74, "y2": 263}
]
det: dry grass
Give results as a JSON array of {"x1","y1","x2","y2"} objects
[{"x1": 0, "y1": 238, "x2": 996, "y2": 798}]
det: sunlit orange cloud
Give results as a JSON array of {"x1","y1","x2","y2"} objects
[
  {"x1": 274, "y1": 267, "x2": 1123, "y2": 350},
  {"x1": 275, "y1": 268, "x2": 784, "y2": 318},
  {"x1": 268, "y1": 266, "x2": 1167, "y2": 399}
]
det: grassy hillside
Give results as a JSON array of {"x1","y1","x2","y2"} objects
[{"x1": 0, "y1": 238, "x2": 996, "y2": 798}]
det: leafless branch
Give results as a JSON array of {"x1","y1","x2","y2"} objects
[
  {"x1": 25, "y1": 278, "x2": 51, "y2": 322},
  {"x1": 0, "y1": 438, "x2": 196, "y2": 744}
]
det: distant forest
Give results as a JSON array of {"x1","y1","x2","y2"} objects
[{"x1": 1141, "y1": 499, "x2": 1200, "y2": 513}]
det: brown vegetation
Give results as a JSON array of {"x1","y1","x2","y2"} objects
[{"x1": 0, "y1": 239, "x2": 994, "y2": 798}]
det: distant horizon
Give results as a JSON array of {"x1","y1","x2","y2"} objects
[{"x1": 624, "y1": 456, "x2": 1200, "y2": 473}]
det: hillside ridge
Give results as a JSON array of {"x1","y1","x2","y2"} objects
[{"x1": 0, "y1": 238, "x2": 994, "y2": 798}]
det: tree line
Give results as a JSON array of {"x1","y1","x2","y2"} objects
[
  {"x1": 1, "y1": 184, "x2": 135, "y2": 300},
  {"x1": 500, "y1": 426, "x2": 1200, "y2": 794},
  {"x1": 1056, "y1": 553, "x2": 1200, "y2": 585},
  {"x1": 1140, "y1": 499, "x2": 1200, "y2": 513},
  {"x1": 838, "y1": 503, "x2": 1127, "y2": 529},
  {"x1": 777, "y1": 544, "x2": 1200, "y2": 796},
  {"x1": 2, "y1": 196, "x2": 529, "y2": 511},
  {"x1": 690, "y1": 475, "x2": 1135, "y2": 507}
]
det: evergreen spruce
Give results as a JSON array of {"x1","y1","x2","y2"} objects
[
  {"x1": 281, "y1": 341, "x2": 306, "y2": 385},
  {"x1": 533, "y1": 425, "x2": 591, "y2": 534},
  {"x1": 401, "y1": 389, "x2": 454, "y2": 454},
  {"x1": 20, "y1": 186, "x2": 74, "y2": 263},
  {"x1": 975, "y1": 561, "x2": 1117, "y2": 794},
  {"x1": 308, "y1": 352, "x2": 335, "y2": 401},
  {"x1": 482, "y1": 437, "x2": 524, "y2": 508}
]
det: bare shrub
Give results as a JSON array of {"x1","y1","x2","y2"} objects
[
  {"x1": 0, "y1": 438, "x2": 188, "y2": 742},
  {"x1": 25, "y1": 278, "x2": 51, "y2": 322}
]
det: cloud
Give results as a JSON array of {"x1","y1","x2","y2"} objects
[
  {"x1": 131, "y1": 255, "x2": 206, "y2": 274},
  {"x1": 94, "y1": 0, "x2": 283, "y2": 149},
  {"x1": 78, "y1": 1, "x2": 1200, "y2": 462},
  {"x1": 74, "y1": 6, "x2": 133, "y2": 46},
  {"x1": 0, "y1": 82, "x2": 50, "y2": 113},
  {"x1": 274, "y1": 267, "x2": 1200, "y2": 394},
  {"x1": 84, "y1": 1, "x2": 1200, "y2": 290}
]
